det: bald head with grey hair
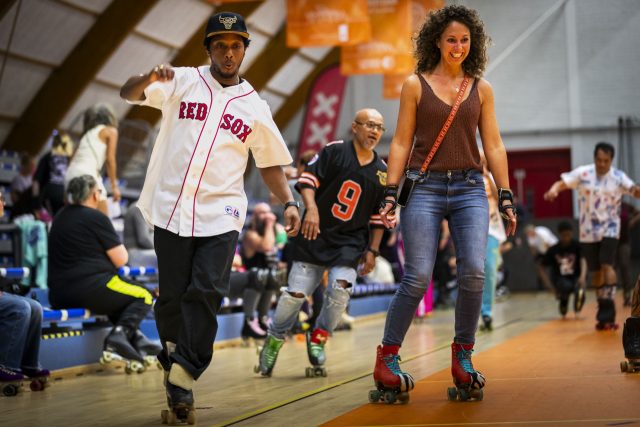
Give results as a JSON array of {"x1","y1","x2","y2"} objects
[{"x1": 67, "y1": 175, "x2": 98, "y2": 205}]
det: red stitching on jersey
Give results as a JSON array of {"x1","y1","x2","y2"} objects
[
  {"x1": 191, "y1": 88, "x2": 255, "y2": 236},
  {"x1": 165, "y1": 68, "x2": 214, "y2": 230}
]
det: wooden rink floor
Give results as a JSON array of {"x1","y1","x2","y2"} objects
[{"x1": 0, "y1": 292, "x2": 637, "y2": 427}]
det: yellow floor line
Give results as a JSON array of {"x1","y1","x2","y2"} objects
[{"x1": 213, "y1": 316, "x2": 531, "y2": 427}]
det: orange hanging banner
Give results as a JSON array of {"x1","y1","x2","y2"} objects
[
  {"x1": 286, "y1": 0, "x2": 371, "y2": 47},
  {"x1": 382, "y1": 0, "x2": 445, "y2": 98},
  {"x1": 341, "y1": 0, "x2": 413, "y2": 75}
]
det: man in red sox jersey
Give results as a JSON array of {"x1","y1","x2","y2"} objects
[{"x1": 120, "y1": 12, "x2": 300, "y2": 421}]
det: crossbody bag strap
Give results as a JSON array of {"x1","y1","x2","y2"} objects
[{"x1": 417, "y1": 75, "x2": 470, "y2": 175}]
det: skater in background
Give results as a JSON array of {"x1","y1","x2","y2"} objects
[
  {"x1": 376, "y1": 4, "x2": 517, "y2": 402},
  {"x1": 539, "y1": 221, "x2": 587, "y2": 318},
  {"x1": 48, "y1": 175, "x2": 159, "y2": 367},
  {"x1": 256, "y1": 108, "x2": 387, "y2": 378},
  {"x1": 544, "y1": 142, "x2": 640, "y2": 330},
  {"x1": 239, "y1": 202, "x2": 285, "y2": 341},
  {"x1": 120, "y1": 11, "x2": 300, "y2": 422},
  {"x1": 479, "y1": 154, "x2": 507, "y2": 331},
  {"x1": 0, "y1": 189, "x2": 49, "y2": 394},
  {"x1": 65, "y1": 103, "x2": 121, "y2": 216}
]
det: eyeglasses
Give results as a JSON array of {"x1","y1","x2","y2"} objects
[{"x1": 354, "y1": 121, "x2": 385, "y2": 133}]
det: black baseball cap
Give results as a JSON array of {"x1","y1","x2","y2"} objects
[{"x1": 203, "y1": 12, "x2": 250, "y2": 46}]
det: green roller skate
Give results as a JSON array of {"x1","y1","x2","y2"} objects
[{"x1": 254, "y1": 335, "x2": 284, "y2": 377}]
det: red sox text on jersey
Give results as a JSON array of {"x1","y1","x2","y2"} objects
[{"x1": 178, "y1": 101, "x2": 252, "y2": 143}]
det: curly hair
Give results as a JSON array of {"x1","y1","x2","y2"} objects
[{"x1": 415, "y1": 5, "x2": 491, "y2": 78}]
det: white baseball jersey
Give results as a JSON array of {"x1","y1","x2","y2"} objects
[
  {"x1": 130, "y1": 66, "x2": 292, "y2": 237},
  {"x1": 561, "y1": 164, "x2": 635, "y2": 242}
]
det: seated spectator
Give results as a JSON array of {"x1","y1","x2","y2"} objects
[
  {"x1": 33, "y1": 130, "x2": 73, "y2": 217},
  {"x1": 48, "y1": 175, "x2": 159, "y2": 364},
  {"x1": 0, "y1": 189, "x2": 49, "y2": 391},
  {"x1": 240, "y1": 202, "x2": 285, "y2": 341},
  {"x1": 10, "y1": 153, "x2": 36, "y2": 219},
  {"x1": 123, "y1": 201, "x2": 157, "y2": 267}
]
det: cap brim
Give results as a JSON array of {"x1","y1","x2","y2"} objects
[{"x1": 205, "y1": 31, "x2": 250, "y2": 40}]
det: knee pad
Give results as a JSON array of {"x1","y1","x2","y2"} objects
[{"x1": 596, "y1": 285, "x2": 616, "y2": 300}]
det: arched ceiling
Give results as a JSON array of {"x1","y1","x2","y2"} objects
[{"x1": 0, "y1": 0, "x2": 337, "y2": 156}]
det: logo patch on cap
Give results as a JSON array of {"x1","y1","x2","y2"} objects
[{"x1": 219, "y1": 15, "x2": 237, "y2": 30}]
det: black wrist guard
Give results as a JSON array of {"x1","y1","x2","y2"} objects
[
  {"x1": 380, "y1": 185, "x2": 399, "y2": 212},
  {"x1": 498, "y1": 188, "x2": 516, "y2": 220}
]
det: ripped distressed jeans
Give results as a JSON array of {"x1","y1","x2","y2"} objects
[
  {"x1": 269, "y1": 261, "x2": 357, "y2": 339},
  {"x1": 383, "y1": 168, "x2": 489, "y2": 346}
]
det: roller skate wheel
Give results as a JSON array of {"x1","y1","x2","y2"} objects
[
  {"x1": 102, "y1": 353, "x2": 113, "y2": 363},
  {"x1": 368, "y1": 389, "x2": 382, "y2": 403},
  {"x1": 253, "y1": 365, "x2": 260, "y2": 374},
  {"x1": 621, "y1": 361, "x2": 628, "y2": 372},
  {"x1": 447, "y1": 387, "x2": 458, "y2": 401},
  {"x1": 186, "y1": 410, "x2": 196, "y2": 425},
  {"x1": 398, "y1": 392, "x2": 410, "y2": 404},
  {"x1": 315, "y1": 367, "x2": 327, "y2": 377},
  {"x1": 157, "y1": 361, "x2": 163, "y2": 370},
  {"x1": 305, "y1": 367, "x2": 313, "y2": 377},
  {"x1": 471, "y1": 389, "x2": 483, "y2": 400},
  {"x1": 166, "y1": 411, "x2": 177, "y2": 425},
  {"x1": 2, "y1": 384, "x2": 20, "y2": 397},
  {"x1": 29, "y1": 380, "x2": 44, "y2": 392},
  {"x1": 99, "y1": 356, "x2": 107, "y2": 365},
  {"x1": 459, "y1": 389, "x2": 470, "y2": 401},
  {"x1": 383, "y1": 390, "x2": 397, "y2": 404},
  {"x1": 161, "y1": 409, "x2": 168, "y2": 424}
]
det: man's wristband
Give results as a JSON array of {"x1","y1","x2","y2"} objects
[
  {"x1": 367, "y1": 247, "x2": 380, "y2": 257},
  {"x1": 284, "y1": 200, "x2": 300, "y2": 210}
]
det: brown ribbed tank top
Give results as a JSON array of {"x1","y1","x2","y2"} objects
[{"x1": 408, "y1": 74, "x2": 482, "y2": 171}]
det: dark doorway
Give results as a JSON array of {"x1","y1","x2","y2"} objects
[{"x1": 507, "y1": 148, "x2": 573, "y2": 219}]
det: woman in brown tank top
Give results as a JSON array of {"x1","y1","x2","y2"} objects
[{"x1": 370, "y1": 5, "x2": 517, "y2": 404}]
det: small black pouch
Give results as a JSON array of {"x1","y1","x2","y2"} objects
[{"x1": 397, "y1": 170, "x2": 423, "y2": 207}]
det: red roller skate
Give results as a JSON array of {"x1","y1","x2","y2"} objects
[
  {"x1": 447, "y1": 342, "x2": 485, "y2": 401},
  {"x1": 368, "y1": 345, "x2": 414, "y2": 404}
]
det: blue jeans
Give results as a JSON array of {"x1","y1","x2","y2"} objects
[
  {"x1": 481, "y1": 235, "x2": 500, "y2": 317},
  {"x1": 0, "y1": 293, "x2": 43, "y2": 371},
  {"x1": 383, "y1": 169, "x2": 488, "y2": 346},
  {"x1": 269, "y1": 262, "x2": 356, "y2": 340}
]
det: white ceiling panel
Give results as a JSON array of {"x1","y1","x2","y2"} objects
[
  {"x1": 299, "y1": 46, "x2": 331, "y2": 61},
  {"x1": 59, "y1": 0, "x2": 113, "y2": 14},
  {"x1": 0, "y1": 0, "x2": 95, "y2": 65},
  {"x1": 95, "y1": 34, "x2": 174, "y2": 87},
  {"x1": 246, "y1": 0, "x2": 286, "y2": 36},
  {"x1": 259, "y1": 89, "x2": 285, "y2": 114},
  {"x1": 267, "y1": 55, "x2": 315, "y2": 95},
  {"x1": 0, "y1": 58, "x2": 50, "y2": 117},
  {"x1": 136, "y1": 0, "x2": 213, "y2": 48},
  {"x1": 60, "y1": 82, "x2": 129, "y2": 132},
  {"x1": 239, "y1": 30, "x2": 269, "y2": 73}
]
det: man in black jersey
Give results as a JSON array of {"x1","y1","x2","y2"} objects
[{"x1": 255, "y1": 109, "x2": 389, "y2": 377}]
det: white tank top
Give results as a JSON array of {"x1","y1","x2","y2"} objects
[{"x1": 66, "y1": 125, "x2": 107, "y2": 182}]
